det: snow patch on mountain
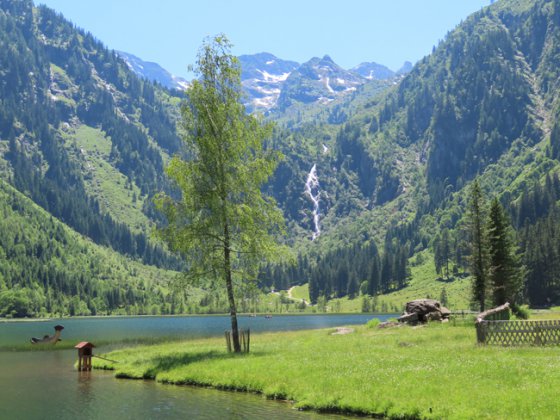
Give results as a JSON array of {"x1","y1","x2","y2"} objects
[
  {"x1": 117, "y1": 51, "x2": 189, "y2": 91},
  {"x1": 258, "y1": 70, "x2": 291, "y2": 83}
]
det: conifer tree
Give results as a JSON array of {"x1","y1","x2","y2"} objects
[
  {"x1": 468, "y1": 180, "x2": 488, "y2": 311},
  {"x1": 487, "y1": 198, "x2": 523, "y2": 307}
]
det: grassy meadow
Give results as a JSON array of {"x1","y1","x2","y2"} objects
[{"x1": 92, "y1": 321, "x2": 560, "y2": 419}]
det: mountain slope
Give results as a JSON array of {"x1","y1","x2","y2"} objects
[
  {"x1": 277, "y1": 55, "x2": 365, "y2": 109},
  {"x1": 351, "y1": 61, "x2": 395, "y2": 80},
  {"x1": 0, "y1": 0, "x2": 194, "y2": 316},
  {"x1": 0, "y1": 0, "x2": 184, "y2": 268},
  {"x1": 117, "y1": 50, "x2": 189, "y2": 91},
  {"x1": 265, "y1": 0, "x2": 560, "y2": 308},
  {"x1": 3, "y1": 0, "x2": 560, "y2": 315},
  {"x1": 239, "y1": 52, "x2": 299, "y2": 112},
  {"x1": 0, "y1": 178, "x2": 179, "y2": 317}
]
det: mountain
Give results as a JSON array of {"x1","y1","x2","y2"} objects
[
  {"x1": 396, "y1": 61, "x2": 413, "y2": 75},
  {"x1": 115, "y1": 49, "x2": 400, "y2": 115},
  {"x1": 238, "y1": 52, "x2": 299, "y2": 112},
  {"x1": 0, "y1": 178, "x2": 179, "y2": 317},
  {"x1": 117, "y1": 50, "x2": 189, "y2": 91},
  {"x1": 351, "y1": 62, "x2": 395, "y2": 80},
  {"x1": 276, "y1": 55, "x2": 366, "y2": 109},
  {"x1": 264, "y1": 0, "x2": 560, "y2": 308},
  {"x1": 239, "y1": 53, "x2": 400, "y2": 114},
  {"x1": 0, "y1": 0, "x2": 192, "y2": 315},
  {"x1": 3, "y1": 0, "x2": 560, "y2": 316}
]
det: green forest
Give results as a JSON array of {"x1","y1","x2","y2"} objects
[{"x1": 1, "y1": 0, "x2": 560, "y2": 317}]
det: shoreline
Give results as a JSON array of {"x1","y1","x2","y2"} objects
[
  {"x1": 91, "y1": 323, "x2": 560, "y2": 419},
  {"x1": 0, "y1": 312, "x2": 398, "y2": 323}
]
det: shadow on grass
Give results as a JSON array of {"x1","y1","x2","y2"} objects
[
  {"x1": 142, "y1": 350, "x2": 268, "y2": 378},
  {"x1": 436, "y1": 276, "x2": 456, "y2": 283}
]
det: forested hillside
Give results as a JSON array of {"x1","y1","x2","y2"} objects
[
  {"x1": 0, "y1": 0, "x2": 188, "y2": 316},
  {"x1": 0, "y1": 179, "x2": 183, "y2": 317},
  {"x1": 0, "y1": 0, "x2": 182, "y2": 268},
  {"x1": 263, "y1": 0, "x2": 560, "y2": 309},
  {"x1": 2, "y1": 0, "x2": 560, "y2": 316}
]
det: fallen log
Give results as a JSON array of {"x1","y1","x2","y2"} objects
[
  {"x1": 475, "y1": 302, "x2": 510, "y2": 324},
  {"x1": 397, "y1": 312, "x2": 419, "y2": 324}
]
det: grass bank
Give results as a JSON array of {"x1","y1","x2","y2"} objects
[{"x1": 93, "y1": 322, "x2": 560, "y2": 419}]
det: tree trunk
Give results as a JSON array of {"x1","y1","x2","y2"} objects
[
  {"x1": 475, "y1": 302, "x2": 510, "y2": 324},
  {"x1": 224, "y1": 222, "x2": 241, "y2": 352}
]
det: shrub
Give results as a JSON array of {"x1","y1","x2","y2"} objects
[
  {"x1": 366, "y1": 318, "x2": 381, "y2": 328},
  {"x1": 512, "y1": 304, "x2": 530, "y2": 320}
]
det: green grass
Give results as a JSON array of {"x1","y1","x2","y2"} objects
[
  {"x1": 62, "y1": 125, "x2": 151, "y2": 232},
  {"x1": 379, "y1": 250, "x2": 472, "y2": 312},
  {"x1": 289, "y1": 284, "x2": 309, "y2": 301},
  {"x1": 530, "y1": 308, "x2": 560, "y2": 320},
  {"x1": 276, "y1": 250, "x2": 472, "y2": 315},
  {"x1": 93, "y1": 323, "x2": 560, "y2": 419}
]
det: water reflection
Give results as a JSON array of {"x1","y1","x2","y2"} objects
[
  {"x1": 0, "y1": 313, "x2": 389, "y2": 348},
  {"x1": 0, "y1": 315, "x2": 387, "y2": 419}
]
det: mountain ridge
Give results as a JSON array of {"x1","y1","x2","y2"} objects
[
  {"x1": 1, "y1": 0, "x2": 560, "y2": 316},
  {"x1": 116, "y1": 50, "x2": 189, "y2": 91}
]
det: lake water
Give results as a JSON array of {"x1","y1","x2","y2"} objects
[{"x1": 0, "y1": 314, "x2": 391, "y2": 419}]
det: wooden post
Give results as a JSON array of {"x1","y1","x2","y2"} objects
[
  {"x1": 475, "y1": 303, "x2": 510, "y2": 345},
  {"x1": 225, "y1": 330, "x2": 232, "y2": 353},
  {"x1": 476, "y1": 321, "x2": 487, "y2": 344},
  {"x1": 246, "y1": 328, "x2": 250, "y2": 353}
]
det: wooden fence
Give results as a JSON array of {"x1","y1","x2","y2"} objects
[
  {"x1": 225, "y1": 328, "x2": 250, "y2": 353},
  {"x1": 476, "y1": 320, "x2": 560, "y2": 346}
]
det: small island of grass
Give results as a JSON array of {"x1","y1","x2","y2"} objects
[{"x1": 93, "y1": 320, "x2": 560, "y2": 419}]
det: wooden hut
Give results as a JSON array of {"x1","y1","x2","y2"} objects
[{"x1": 75, "y1": 342, "x2": 95, "y2": 371}]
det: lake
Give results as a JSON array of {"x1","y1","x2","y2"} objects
[{"x1": 0, "y1": 314, "x2": 391, "y2": 419}]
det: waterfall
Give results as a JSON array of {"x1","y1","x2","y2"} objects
[{"x1": 305, "y1": 164, "x2": 321, "y2": 240}]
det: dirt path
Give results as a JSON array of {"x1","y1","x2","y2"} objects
[{"x1": 287, "y1": 286, "x2": 309, "y2": 306}]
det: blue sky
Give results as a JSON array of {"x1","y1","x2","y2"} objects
[{"x1": 37, "y1": 0, "x2": 492, "y2": 78}]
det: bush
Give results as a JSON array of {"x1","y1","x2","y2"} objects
[
  {"x1": 366, "y1": 318, "x2": 381, "y2": 328},
  {"x1": 0, "y1": 289, "x2": 34, "y2": 318},
  {"x1": 512, "y1": 304, "x2": 530, "y2": 320}
]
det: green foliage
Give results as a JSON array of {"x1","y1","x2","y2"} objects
[
  {"x1": 155, "y1": 36, "x2": 289, "y2": 350},
  {"x1": 0, "y1": 179, "x2": 183, "y2": 317},
  {"x1": 468, "y1": 180, "x2": 489, "y2": 311},
  {"x1": 487, "y1": 198, "x2": 523, "y2": 306},
  {"x1": 0, "y1": 1, "x2": 183, "y2": 269},
  {"x1": 365, "y1": 318, "x2": 380, "y2": 328},
  {"x1": 0, "y1": 288, "x2": 35, "y2": 318},
  {"x1": 512, "y1": 304, "x2": 530, "y2": 320},
  {"x1": 439, "y1": 286, "x2": 449, "y2": 307}
]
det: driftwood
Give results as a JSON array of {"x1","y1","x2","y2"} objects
[{"x1": 475, "y1": 302, "x2": 510, "y2": 324}]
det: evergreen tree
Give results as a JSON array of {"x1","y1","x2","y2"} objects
[
  {"x1": 468, "y1": 180, "x2": 489, "y2": 311},
  {"x1": 439, "y1": 287, "x2": 449, "y2": 308},
  {"x1": 441, "y1": 228, "x2": 451, "y2": 279},
  {"x1": 487, "y1": 198, "x2": 523, "y2": 307},
  {"x1": 433, "y1": 234, "x2": 443, "y2": 275}
]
